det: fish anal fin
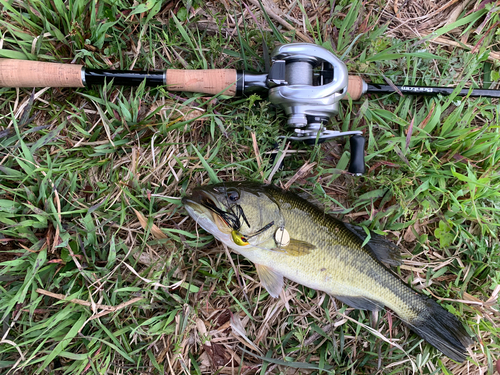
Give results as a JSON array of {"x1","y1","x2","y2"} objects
[
  {"x1": 335, "y1": 295, "x2": 382, "y2": 311},
  {"x1": 272, "y1": 239, "x2": 316, "y2": 256},
  {"x1": 256, "y1": 264, "x2": 284, "y2": 298}
]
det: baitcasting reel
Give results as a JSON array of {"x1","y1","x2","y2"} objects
[
  {"x1": 238, "y1": 43, "x2": 365, "y2": 141},
  {"x1": 237, "y1": 43, "x2": 366, "y2": 174},
  {"x1": 266, "y1": 44, "x2": 365, "y2": 174},
  {"x1": 269, "y1": 43, "x2": 357, "y2": 141}
]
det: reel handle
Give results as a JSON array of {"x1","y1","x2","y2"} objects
[{"x1": 348, "y1": 135, "x2": 366, "y2": 175}]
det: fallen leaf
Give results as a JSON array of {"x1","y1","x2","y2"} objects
[{"x1": 133, "y1": 208, "x2": 168, "y2": 239}]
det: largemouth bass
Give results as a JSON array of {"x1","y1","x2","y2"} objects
[{"x1": 182, "y1": 181, "x2": 473, "y2": 362}]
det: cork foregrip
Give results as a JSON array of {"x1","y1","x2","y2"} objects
[
  {"x1": 0, "y1": 59, "x2": 84, "y2": 87},
  {"x1": 166, "y1": 69, "x2": 237, "y2": 96},
  {"x1": 346, "y1": 76, "x2": 364, "y2": 100}
]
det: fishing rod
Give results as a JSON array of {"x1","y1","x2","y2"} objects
[{"x1": 1, "y1": 43, "x2": 499, "y2": 175}]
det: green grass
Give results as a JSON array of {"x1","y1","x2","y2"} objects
[{"x1": 1, "y1": 0, "x2": 499, "y2": 374}]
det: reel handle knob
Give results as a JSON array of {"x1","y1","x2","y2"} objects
[{"x1": 348, "y1": 135, "x2": 365, "y2": 175}]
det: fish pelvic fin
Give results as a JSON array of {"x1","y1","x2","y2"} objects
[
  {"x1": 343, "y1": 223, "x2": 402, "y2": 266},
  {"x1": 256, "y1": 264, "x2": 284, "y2": 298},
  {"x1": 405, "y1": 296, "x2": 473, "y2": 362}
]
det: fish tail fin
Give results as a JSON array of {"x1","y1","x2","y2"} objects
[{"x1": 406, "y1": 296, "x2": 473, "y2": 362}]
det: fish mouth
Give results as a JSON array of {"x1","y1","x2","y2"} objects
[
  {"x1": 182, "y1": 190, "x2": 234, "y2": 233},
  {"x1": 182, "y1": 190, "x2": 222, "y2": 215}
]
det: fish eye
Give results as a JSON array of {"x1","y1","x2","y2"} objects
[{"x1": 227, "y1": 190, "x2": 239, "y2": 202}]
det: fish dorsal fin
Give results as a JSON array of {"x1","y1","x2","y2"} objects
[
  {"x1": 273, "y1": 239, "x2": 316, "y2": 256},
  {"x1": 343, "y1": 223, "x2": 402, "y2": 266},
  {"x1": 255, "y1": 264, "x2": 283, "y2": 298}
]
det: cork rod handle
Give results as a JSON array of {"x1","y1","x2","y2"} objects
[
  {"x1": 345, "y1": 76, "x2": 365, "y2": 101},
  {"x1": 0, "y1": 59, "x2": 84, "y2": 87},
  {"x1": 166, "y1": 69, "x2": 237, "y2": 96}
]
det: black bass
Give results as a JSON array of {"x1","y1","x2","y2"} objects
[{"x1": 182, "y1": 181, "x2": 473, "y2": 362}]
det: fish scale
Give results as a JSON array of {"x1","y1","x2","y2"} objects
[{"x1": 183, "y1": 181, "x2": 473, "y2": 362}]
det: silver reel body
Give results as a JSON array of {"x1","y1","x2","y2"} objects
[
  {"x1": 267, "y1": 43, "x2": 361, "y2": 142},
  {"x1": 238, "y1": 43, "x2": 366, "y2": 174}
]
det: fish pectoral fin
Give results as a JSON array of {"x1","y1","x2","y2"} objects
[
  {"x1": 272, "y1": 239, "x2": 316, "y2": 256},
  {"x1": 335, "y1": 295, "x2": 383, "y2": 311},
  {"x1": 255, "y1": 264, "x2": 284, "y2": 298}
]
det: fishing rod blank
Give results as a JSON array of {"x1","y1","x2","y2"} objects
[{"x1": 365, "y1": 83, "x2": 500, "y2": 99}]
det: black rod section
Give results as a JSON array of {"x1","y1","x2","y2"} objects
[
  {"x1": 367, "y1": 84, "x2": 500, "y2": 99},
  {"x1": 83, "y1": 68, "x2": 165, "y2": 87}
]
